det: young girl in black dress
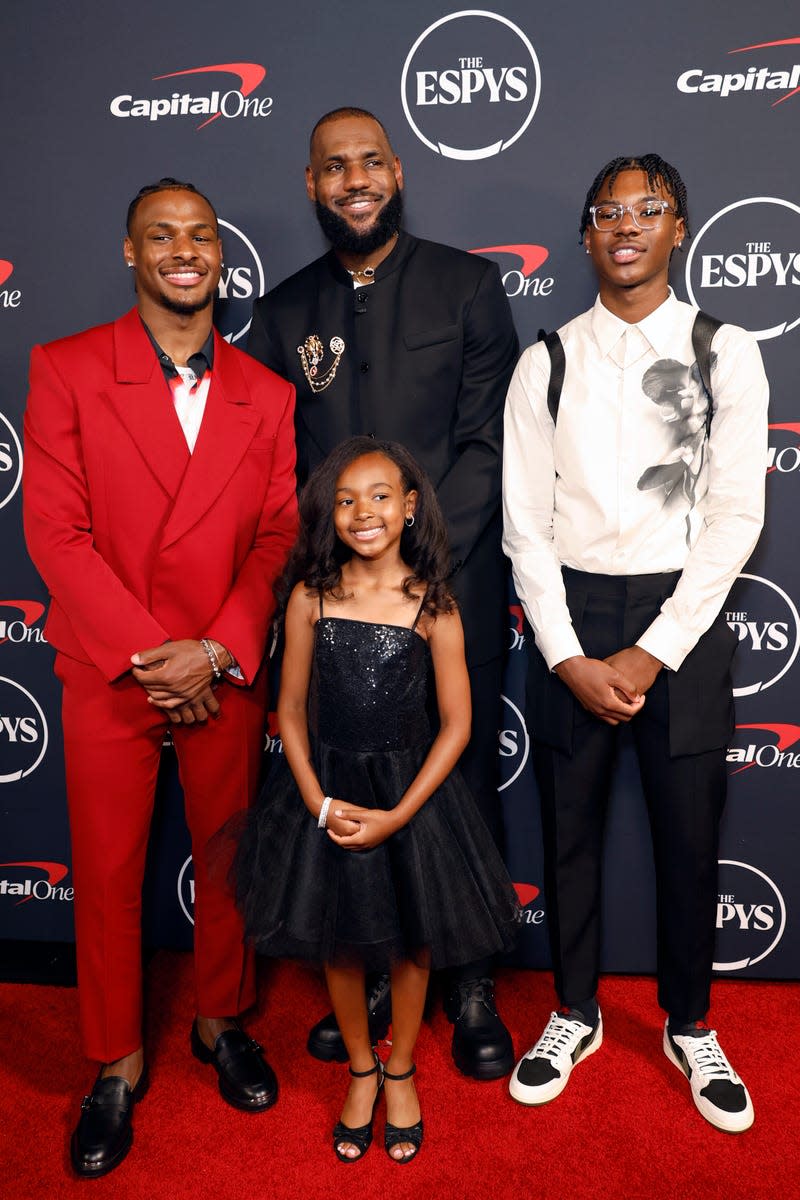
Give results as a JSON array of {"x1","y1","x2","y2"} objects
[{"x1": 235, "y1": 437, "x2": 519, "y2": 1164}]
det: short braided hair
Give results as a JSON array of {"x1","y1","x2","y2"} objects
[{"x1": 579, "y1": 154, "x2": 690, "y2": 242}]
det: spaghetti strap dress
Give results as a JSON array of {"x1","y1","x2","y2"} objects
[{"x1": 232, "y1": 599, "x2": 520, "y2": 971}]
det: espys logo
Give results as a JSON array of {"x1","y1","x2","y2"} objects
[
  {"x1": 0, "y1": 409, "x2": 23, "y2": 510},
  {"x1": 514, "y1": 881, "x2": 545, "y2": 926},
  {"x1": 470, "y1": 244, "x2": 554, "y2": 299},
  {"x1": 0, "y1": 601, "x2": 46, "y2": 647},
  {"x1": 177, "y1": 855, "x2": 195, "y2": 925},
  {"x1": 714, "y1": 860, "x2": 786, "y2": 971},
  {"x1": 401, "y1": 11, "x2": 541, "y2": 160},
  {"x1": 677, "y1": 37, "x2": 800, "y2": 107},
  {"x1": 685, "y1": 197, "x2": 800, "y2": 340},
  {"x1": 509, "y1": 604, "x2": 526, "y2": 651},
  {"x1": 213, "y1": 218, "x2": 265, "y2": 344},
  {"x1": 0, "y1": 259, "x2": 21, "y2": 309},
  {"x1": 264, "y1": 710, "x2": 283, "y2": 755},
  {"x1": 768, "y1": 421, "x2": 800, "y2": 475},
  {"x1": 0, "y1": 861, "x2": 72, "y2": 905},
  {"x1": 0, "y1": 677, "x2": 48, "y2": 783},
  {"x1": 497, "y1": 693, "x2": 529, "y2": 791},
  {"x1": 725, "y1": 573, "x2": 799, "y2": 697},
  {"x1": 727, "y1": 723, "x2": 800, "y2": 774},
  {"x1": 110, "y1": 63, "x2": 272, "y2": 129}
]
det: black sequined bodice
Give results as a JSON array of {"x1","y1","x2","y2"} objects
[{"x1": 310, "y1": 617, "x2": 431, "y2": 752}]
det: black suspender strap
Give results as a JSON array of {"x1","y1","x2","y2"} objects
[
  {"x1": 537, "y1": 327, "x2": 566, "y2": 425},
  {"x1": 691, "y1": 309, "x2": 723, "y2": 438}
]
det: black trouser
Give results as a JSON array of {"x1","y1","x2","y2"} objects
[{"x1": 529, "y1": 569, "x2": 735, "y2": 1022}]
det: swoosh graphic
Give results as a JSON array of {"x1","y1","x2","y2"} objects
[
  {"x1": 514, "y1": 882, "x2": 540, "y2": 907},
  {"x1": 728, "y1": 39, "x2": 800, "y2": 107},
  {"x1": 152, "y1": 63, "x2": 266, "y2": 129},
  {"x1": 470, "y1": 244, "x2": 549, "y2": 276}
]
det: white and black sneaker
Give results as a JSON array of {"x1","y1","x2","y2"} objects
[
  {"x1": 663, "y1": 1021, "x2": 754, "y2": 1133},
  {"x1": 509, "y1": 1009, "x2": 603, "y2": 1105}
]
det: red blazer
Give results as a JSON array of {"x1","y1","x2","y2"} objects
[{"x1": 23, "y1": 308, "x2": 297, "y2": 685}]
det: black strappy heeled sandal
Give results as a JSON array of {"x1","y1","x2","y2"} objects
[
  {"x1": 383, "y1": 1063, "x2": 424, "y2": 1163},
  {"x1": 332, "y1": 1054, "x2": 384, "y2": 1163}
]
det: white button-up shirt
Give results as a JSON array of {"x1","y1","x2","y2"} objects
[{"x1": 502, "y1": 291, "x2": 769, "y2": 672}]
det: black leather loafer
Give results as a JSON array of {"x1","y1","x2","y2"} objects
[
  {"x1": 307, "y1": 973, "x2": 392, "y2": 1062},
  {"x1": 70, "y1": 1066, "x2": 149, "y2": 1178},
  {"x1": 445, "y1": 977, "x2": 515, "y2": 1080},
  {"x1": 190, "y1": 1022, "x2": 278, "y2": 1111}
]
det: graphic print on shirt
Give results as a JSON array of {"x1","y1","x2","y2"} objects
[{"x1": 636, "y1": 353, "x2": 715, "y2": 546}]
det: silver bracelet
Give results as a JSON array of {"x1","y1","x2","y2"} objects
[
  {"x1": 200, "y1": 637, "x2": 223, "y2": 681},
  {"x1": 318, "y1": 797, "x2": 333, "y2": 829}
]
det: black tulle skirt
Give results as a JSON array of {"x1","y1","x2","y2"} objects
[{"x1": 232, "y1": 739, "x2": 521, "y2": 972}]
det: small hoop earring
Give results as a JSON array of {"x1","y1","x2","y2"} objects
[
  {"x1": 127, "y1": 261, "x2": 135, "y2": 268},
  {"x1": 404, "y1": 514, "x2": 415, "y2": 528}
]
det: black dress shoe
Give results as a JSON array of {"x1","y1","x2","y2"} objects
[
  {"x1": 190, "y1": 1021, "x2": 278, "y2": 1111},
  {"x1": 445, "y1": 977, "x2": 515, "y2": 1080},
  {"x1": 70, "y1": 1066, "x2": 149, "y2": 1178},
  {"x1": 307, "y1": 974, "x2": 392, "y2": 1063}
]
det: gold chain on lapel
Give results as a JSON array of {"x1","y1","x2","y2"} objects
[{"x1": 296, "y1": 334, "x2": 346, "y2": 394}]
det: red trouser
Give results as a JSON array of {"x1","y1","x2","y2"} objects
[{"x1": 57, "y1": 654, "x2": 265, "y2": 1062}]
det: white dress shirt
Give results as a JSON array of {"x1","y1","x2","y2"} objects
[{"x1": 502, "y1": 291, "x2": 769, "y2": 672}]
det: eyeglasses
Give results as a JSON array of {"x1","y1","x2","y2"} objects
[{"x1": 589, "y1": 200, "x2": 677, "y2": 231}]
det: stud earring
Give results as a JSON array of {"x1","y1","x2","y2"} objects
[{"x1": 127, "y1": 261, "x2": 135, "y2": 268}]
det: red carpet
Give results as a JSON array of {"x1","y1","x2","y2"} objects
[{"x1": 0, "y1": 953, "x2": 796, "y2": 1200}]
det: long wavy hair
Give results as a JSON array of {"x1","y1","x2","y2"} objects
[{"x1": 276, "y1": 437, "x2": 456, "y2": 621}]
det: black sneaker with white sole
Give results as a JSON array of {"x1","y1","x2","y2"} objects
[
  {"x1": 663, "y1": 1021, "x2": 754, "y2": 1133},
  {"x1": 509, "y1": 1009, "x2": 603, "y2": 1105}
]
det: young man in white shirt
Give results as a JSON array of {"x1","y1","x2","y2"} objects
[{"x1": 502, "y1": 155, "x2": 768, "y2": 1133}]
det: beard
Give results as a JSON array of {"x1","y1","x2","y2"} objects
[
  {"x1": 314, "y1": 189, "x2": 403, "y2": 257},
  {"x1": 156, "y1": 289, "x2": 215, "y2": 317}
]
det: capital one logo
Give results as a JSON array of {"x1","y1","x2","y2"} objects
[
  {"x1": 508, "y1": 604, "x2": 526, "y2": 652},
  {"x1": 685, "y1": 197, "x2": 800, "y2": 340},
  {"x1": 497, "y1": 693, "x2": 529, "y2": 791},
  {"x1": 213, "y1": 218, "x2": 265, "y2": 344},
  {"x1": 714, "y1": 860, "x2": 786, "y2": 971},
  {"x1": 0, "y1": 601, "x2": 47, "y2": 647},
  {"x1": 0, "y1": 861, "x2": 72, "y2": 905},
  {"x1": 0, "y1": 259, "x2": 22, "y2": 309},
  {"x1": 401, "y1": 11, "x2": 541, "y2": 160},
  {"x1": 0, "y1": 677, "x2": 48, "y2": 783},
  {"x1": 177, "y1": 855, "x2": 195, "y2": 925},
  {"x1": 725, "y1": 573, "x2": 799, "y2": 697},
  {"x1": 768, "y1": 421, "x2": 800, "y2": 475},
  {"x1": 470, "y1": 244, "x2": 554, "y2": 299},
  {"x1": 110, "y1": 63, "x2": 273, "y2": 129},
  {"x1": 514, "y1": 881, "x2": 545, "y2": 927},
  {"x1": 727, "y1": 723, "x2": 800, "y2": 775},
  {"x1": 264, "y1": 710, "x2": 283, "y2": 755},
  {"x1": 677, "y1": 37, "x2": 800, "y2": 108},
  {"x1": 0, "y1": 409, "x2": 22, "y2": 510}
]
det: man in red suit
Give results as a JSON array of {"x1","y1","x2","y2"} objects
[{"x1": 23, "y1": 179, "x2": 297, "y2": 1178}]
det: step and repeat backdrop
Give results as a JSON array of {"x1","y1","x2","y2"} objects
[{"x1": 1, "y1": 1, "x2": 797, "y2": 980}]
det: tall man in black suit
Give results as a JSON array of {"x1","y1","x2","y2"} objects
[{"x1": 248, "y1": 106, "x2": 519, "y2": 1079}]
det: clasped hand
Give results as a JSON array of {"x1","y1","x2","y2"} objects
[
  {"x1": 327, "y1": 804, "x2": 401, "y2": 851},
  {"x1": 131, "y1": 639, "x2": 220, "y2": 725},
  {"x1": 555, "y1": 645, "x2": 663, "y2": 727}
]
